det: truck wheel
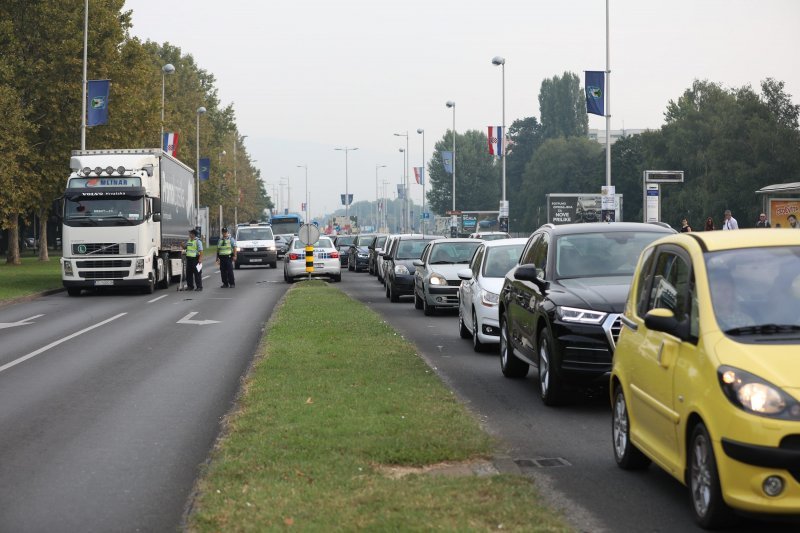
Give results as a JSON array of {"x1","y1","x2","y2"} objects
[
  {"x1": 142, "y1": 277, "x2": 155, "y2": 295},
  {"x1": 67, "y1": 287, "x2": 82, "y2": 297},
  {"x1": 157, "y1": 256, "x2": 170, "y2": 290}
]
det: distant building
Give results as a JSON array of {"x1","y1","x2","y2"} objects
[{"x1": 588, "y1": 128, "x2": 648, "y2": 145}]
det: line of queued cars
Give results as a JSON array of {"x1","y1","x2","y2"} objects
[{"x1": 341, "y1": 223, "x2": 800, "y2": 528}]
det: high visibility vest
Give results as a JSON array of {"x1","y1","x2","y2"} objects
[
  {"x1": 218, "y1": 239, "x2": 233, "y2": 256},
  {"x1": 186, "y1": 239, "x2": 199, "y2": 258}
]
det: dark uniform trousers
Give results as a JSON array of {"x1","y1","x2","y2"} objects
[
  {"x1": 219, "y1": 255, "x2": 235, "y2": 286},
  {"x1": 186, "y1": 257, "x2": 203, "y2": 289}
]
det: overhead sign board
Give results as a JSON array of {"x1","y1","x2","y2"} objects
[
  {"x1": 645, "y1": 170, "x2": 684, "y2": 183},
  {"x1": 546, "y1": 194, "x2": 623, "y2": 225}
]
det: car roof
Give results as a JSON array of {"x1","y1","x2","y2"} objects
[
  {"x1": 653, "y1": 228, "x2": 800, "y2": 253},
  {"x1": 540, "y1": 222, "x2": 677, "y2": 236},
  {"x1": 481, "y1": 237, "x2": 529, "y2": 248},
  {"x1": 429, "y1": 237, "x2": 482, "y2": 244},
  {"x1": 394, "y1": 234, "x2": 437, "y2": 240}
]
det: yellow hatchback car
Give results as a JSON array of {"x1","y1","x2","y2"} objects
[{"x1": 610, "y1": 229, "x2": 800, "y2": 528}]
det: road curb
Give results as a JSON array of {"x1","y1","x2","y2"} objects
[{"x1": 0, "y1": 287, "x2": 65, "y2": 310}]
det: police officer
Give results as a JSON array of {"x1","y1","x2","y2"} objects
[
  {"x1": 185, "y1": 229, "x2": 204, "y2": 291},
  {"x1": 216, "y1": 227, "x2": 237, "y2": 288}
]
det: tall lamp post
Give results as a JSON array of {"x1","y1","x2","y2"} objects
[
  {"x1": 160, "y1": 63, "x2": 175, "y2": 149},
  {"x1": 218, "y1": 150, "x2": 226, "y2": 236},
  {"x1": 491, "y1": 56, "x2": 508, "y2": 232},
  {"x1": 382, "y1": 179, "x2": 390, "y2": 232},
  {"x1": 393, "y1": 132, "x2": 409, "y2": 232},
  {"x1": 334, "y1": 147, "x2": 358, "y2": 228},
  {"x1": 399, "y1": 148, "x2": 407, "y2": 232},
  {"x1": 297, "y1": 164, "x2": 308, "y2": 223},
  {"x1": 375, "y1": 164, "x2": 386, "y2": 231},
  {"x1": 416, "y1": 128, "x2": 425, "y2": 235},
  {"x1": 445, "y1": 101, "x2": 456, "y2": 237},
  {"x1": 234, "y1": 134, "x2": 247, "y2": 227},
  {"x1": 195, "y1": 106, "x2": 207, "y2": 229}
]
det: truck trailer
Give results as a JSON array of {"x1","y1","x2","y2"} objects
[{"x1": 58, "y1": 149, "x2": 195, "y2": 295}]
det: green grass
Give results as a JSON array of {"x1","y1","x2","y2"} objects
[
  {"x1": 187, "y1": 281, "x2": 571, "y2": 532},
  {"x1": 0, "y1": 253, "x2": 63, "y2": 301}
]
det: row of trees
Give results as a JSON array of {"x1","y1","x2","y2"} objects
[
  {"x1": 423, "y1": 74, "x2": 800, "y2": 233},
  {"x1": 0, "y1": 1, "x2": 269, "y2": 264}
]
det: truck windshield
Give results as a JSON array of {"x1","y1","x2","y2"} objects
[{"x1": 65, "y1": 196, "x2": 145, "y2": 226}]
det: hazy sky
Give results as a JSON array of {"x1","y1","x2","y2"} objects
[{"x1": 124, "y1": 0, "x2": 800, "y2": 219}]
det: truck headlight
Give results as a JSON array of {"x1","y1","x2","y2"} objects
[
  {"x1": 557, "y1": 306, "x2": 607, "y2": 324},
  {"x1": 135, "y1": 258, "x2": 145, "y2": 273},
  {"x1": 718, "y1": 366, "x2": 800, "y2": 419},
  {"x1": 63, "y1": 260, "x2": 73, "y2": 276},
  {"x1": 394, "y1": 264, "x2": 409, "y2": 275}
]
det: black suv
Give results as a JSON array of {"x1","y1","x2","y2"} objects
[
  {"x1": 383, "y1": 234, "x2": 436, "y2": 302},
  {"x1": 499, "y1": 222, "x2": 675, "y2": 406},
  {"x1": 333, "y1": 235, "x2": 356, "y2": 267}
]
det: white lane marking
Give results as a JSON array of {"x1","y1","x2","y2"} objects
[
  {"x1": 0, "y1": 313, "x2": 127, "y2": 374},
  {"x1": 177, "y1": 312, "x2": 220, "y2": 326},
  {"x1": 0, "y1": 314, "x2": 45, "y2": 330},
  {"x1": 147, "y1": 294, "x2": 169, "y2": 303}
]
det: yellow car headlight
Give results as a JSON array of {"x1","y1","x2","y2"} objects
[{"x1": 718, "y1": 366, "x2": 800, "y2": 420}]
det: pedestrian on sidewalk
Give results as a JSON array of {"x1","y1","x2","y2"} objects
[
  {"x1": 704, "y1": 217, "x2": 715, "y2": 231},
  {"x1": 722, "y1": 210, "x2": 739, "y2": 230},
  {"x1": 680, "y1": 218, "x2": 692, "y2": 232},
  {"x1": 756, "y1": 213, "x2": 771, "y2": 228},
  {"x1": 216, "y1": 227, "x2": 237, "y2": 288},
  {"x1": 184, "y1": 229, "x2": 204, "y2": 291}
]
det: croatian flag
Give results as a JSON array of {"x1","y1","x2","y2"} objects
[
  {"x1": 488, "y1": 126, "x2": 503, "y2": 156},
  {"x1": 162, "y1": 132, "x2": 179, "y2": 157},
  {"x1": 413, "y1": 167, "x2": 424, "y2": 185}
]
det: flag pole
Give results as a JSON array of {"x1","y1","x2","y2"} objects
[{"x1": 605, "y1": 0, "x2": 611, "y2": 187}]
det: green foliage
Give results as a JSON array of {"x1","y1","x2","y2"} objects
[
  {"x1": 539, "y1": 72, "x2": 588, "y2": 140},
  {"x1": 506, "y1": 116, "x2": 543, "y2": 225},
  {"x1": 427, "y1": 129, "x2": 501, "y2": 215}
]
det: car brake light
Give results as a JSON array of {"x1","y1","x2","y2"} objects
[
  {"x1": 331, "y1": 251, "x2": 339, "y2": 259},
  {"x1": 288, "y1": 253, "x2": 303, "y2": 260}
]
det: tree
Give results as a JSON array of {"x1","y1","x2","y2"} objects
[
  {"x1": 538, "y1": 72, "x2": 588, "y2": 140},
  {"x1": 505, "y1": 116, "x2": 543, "y2": 228},
  {"x1": 427, "y1": 130, "x2": 501, "y2": 216}
]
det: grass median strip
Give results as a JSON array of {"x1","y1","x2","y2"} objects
[
  {"x1": 187, "y1": 281, "x2": 571, "y2": 531},
  {"x1": 0, "y1": 254, "x2": 62, "y2": 302}
]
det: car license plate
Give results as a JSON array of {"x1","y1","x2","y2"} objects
[
  {"x1": 250, "y1": 258, "x2": 262, "y2": 262},
  {"x1": 95, "y1": 280, "x2": 113, "y2": 286},
  {"x1": 314, "y1": 263, "x2": 324, "y2": 268}
]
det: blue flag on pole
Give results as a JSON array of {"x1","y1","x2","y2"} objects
[
  {"x1": 87, "y1": 79, "x2": 110, "y2": 126},
  {"x1": 199, "y1": 158, "x2": 210, "y2": 181},
  {"x1": 340, "y1": 194, "x2": 353, "y2": 206},
  {"x1": 585, "y1": 71, "x2": 605, "y2": 116},
  {"x1": 442, "y1": 151, "x2": 453, "y2": 174}
]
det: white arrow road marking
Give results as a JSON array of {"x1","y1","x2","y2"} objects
[
  {"x1": 0, "y1": 314, "x2": 45, "y2": 330},
  {"x1": 177, "y1": 312, "x2": 220, "y2": 326},
  {"x1": 0, "y1": 313, "x2": 127, "y2": 374}
]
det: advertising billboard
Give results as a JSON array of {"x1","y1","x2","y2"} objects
[{"x1": 546, "y1": 194, "x2": 623, "y2": 225}]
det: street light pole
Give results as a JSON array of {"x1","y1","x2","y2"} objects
[
  {"x1": 160, "y1": 63, "x2": 175, "y2": 149},
  {"x1": 375, "y1": 164, "x2": 386, "y2": 231},
  {"x1": 393, "y1": 132, "x2": 409, "y2": 232},
  {"x1": 297, "y1": 164, "x2": 308, "y2": 223},
  {"x1": 234, "y1": 134, "x2": 247, "y2": 227},
  {"x1": 335, "y1": 147, "x2": 358, "y2": 230},
  {"x1": 492, "y1": 56, "x2": 508, "y2": 232},
  {"x1": 81, "y1": 0, "x2": 88, "y2": 150},
  {"x1": 446, "y1": 101, "x2": 456, "y2": 237},
  {"x1": 218, "y1": 150, "x2": 226, "y2": 236},
  {"x1": 195, "y1": 106, "x2": 207, "y2": 230},
  {"x1": 416, "y1": 128, "x2": 425, "y2": 235}
]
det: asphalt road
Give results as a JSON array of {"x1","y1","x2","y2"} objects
[
  {"x1": 338, "y1": 268, "x2": 800, "y2": 533},
  {"x1": 0, "y1": 261, "x2": 287, "y2": 532}
]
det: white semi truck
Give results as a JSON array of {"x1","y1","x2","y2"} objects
[{"x1": 58, "y1": 149, "x2": 195, "y2": 295}]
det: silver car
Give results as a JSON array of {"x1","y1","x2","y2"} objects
[
  {"x1": 412, "y1": 238, "x2": 482, "y2": 315},
  {"x1": 283, "y1": 236, "x2": 342, "y2": 283}
]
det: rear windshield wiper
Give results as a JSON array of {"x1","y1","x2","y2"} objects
[{"x1": 725, "y1": 324, "x2": 800, "y2": 336}]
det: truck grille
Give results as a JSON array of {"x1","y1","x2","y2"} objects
[
  {"x1": 79, "y1": 270, "x2": 128, "y2": 279},
  {"x1": 76, "y1": 260, "x2": 132, "y2": 268},
  {"x1": 72, "y1": 243, "x2": 135, "y2": 255}
]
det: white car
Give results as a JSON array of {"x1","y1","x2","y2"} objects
[
  {"x1": 469, "y1": 231, "x2": 511, "y2": 241},
  {"x1": 234, "y1": 223, "x2": 277, "y2": 268},
  {"x1": 283, "y1": 236, "x2": 341, "y2": 283},
  {"x1": 457, "y1": 238, "x2": 527, "y2": 351}
]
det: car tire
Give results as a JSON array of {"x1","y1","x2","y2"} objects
[
  {"x1": 67, "y1": 287, "x2": 82, "y2": 297},
  {"x1": 472, "y1": 310, "x2": 485, "y2": 352},
  {"x1": 538, "y1": 327, "x2": 565, "y2": 406},
  {"x1": 389, "y1": 283, "x2": 400, "y2": 303},
  {"x1": 500, "y1": 316, "x2": 528, "y2": 378},
  {"x1": 270, "y1": 261, "x2": 277, "y2": 269},
  {"x1": 385, "y1": 282, "x2": 391, "y2": 299},
  {"x1": 423, "y1": 295, "x2": 435, "y2": 316},
  {"x1": 458, "y1": 305, "x2": 471, "y2": 338},
  {"x1": 689, "y1": 423, "x2": 733, "y2": 529},
  {"x1": 333, "y1": 274, "x2": 342, "y2": 282},
  {"x1": 612, "y1": 385, "x2": 651, "y2": 470},
  {"x1": 415, "y1": 290, "x2": 424, "y2": 310}
]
